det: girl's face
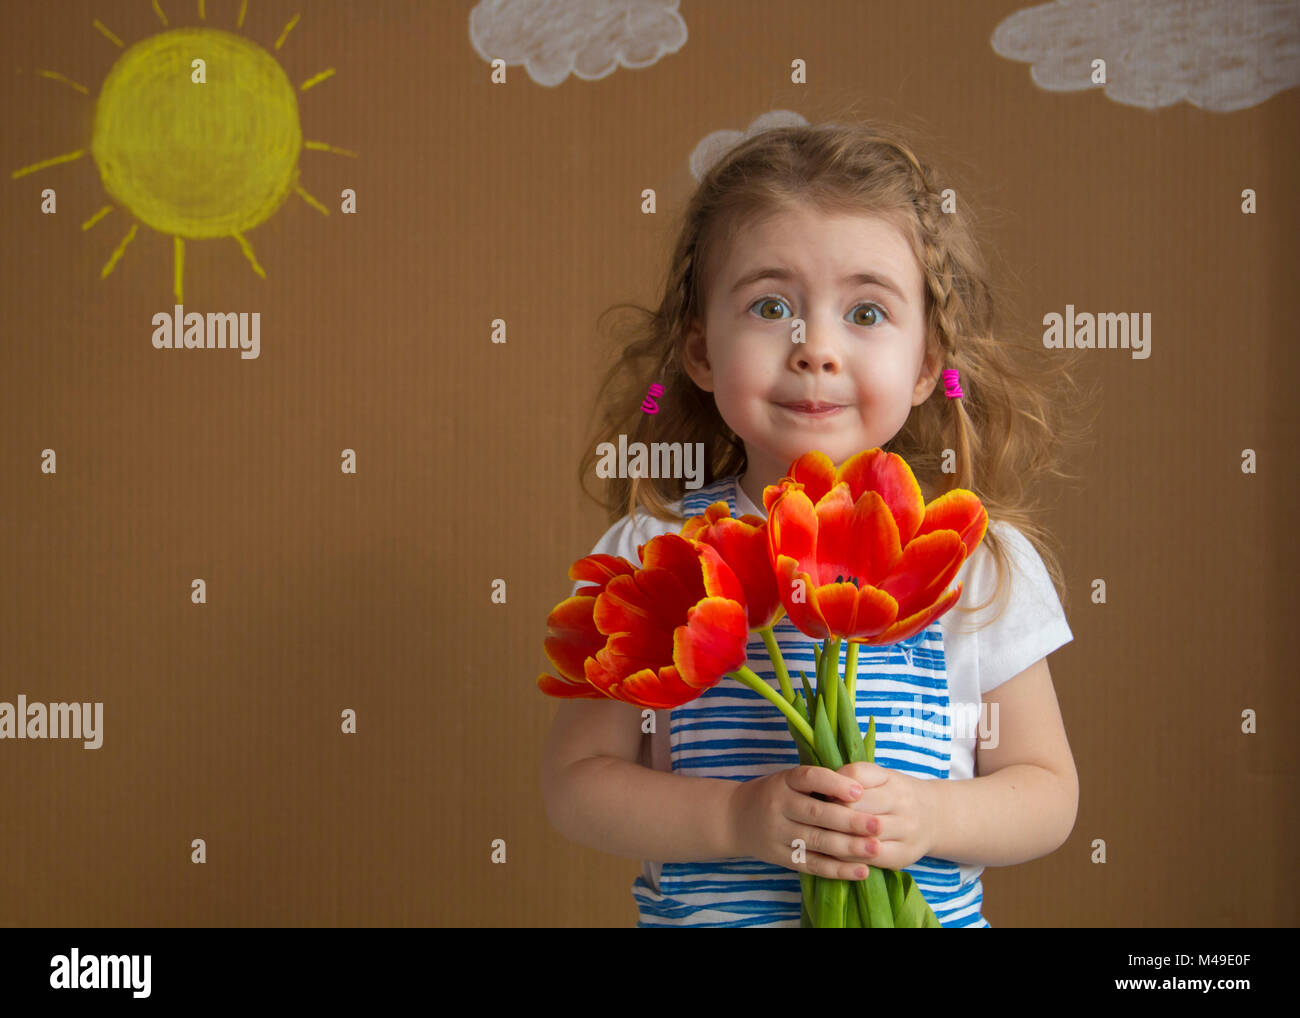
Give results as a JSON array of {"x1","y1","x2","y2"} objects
[{"x1": 683, "y1": 203, "x2": 941, "y2": 512}]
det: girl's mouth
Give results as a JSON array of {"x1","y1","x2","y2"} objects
[{"x1": 779, "y1": 403, "x2": 843, "y2": 417}]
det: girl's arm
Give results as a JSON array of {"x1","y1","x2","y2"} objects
[
  {"x1": 540, "y1": 698, "x2": 737, "y2": 862},
  {"x1": 922, "y1": 656, "x2": 1079, "y2": 867}
]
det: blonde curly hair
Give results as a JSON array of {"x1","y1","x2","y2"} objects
[{"x1": 576, "y1": 120, "x2": 1098, "y2": 626}]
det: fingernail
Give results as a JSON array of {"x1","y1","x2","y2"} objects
[{"x1": 849, "y1": 785, "x2": 863, "y2": 798}]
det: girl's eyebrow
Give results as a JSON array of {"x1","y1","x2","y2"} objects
[{"x1": 729, "y1": 266, "x2": 908, "y2": 302}]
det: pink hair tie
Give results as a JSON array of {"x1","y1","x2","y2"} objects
[{"x1": 942, "y1": 368, "x2": 963, "y2": 399}]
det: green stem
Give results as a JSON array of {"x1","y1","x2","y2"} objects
[
  {"x1": 758, "y1": 626, "x2": 794, "y2": 704},
  {"x1": 822, "y1": 637, "x2": 841, "y2": 732},
  {"x1": 845, "y1": 641, "x2": 859, "y2": 700},
  {"x1": 731, "y1": 665, "x2": 817, "y2": 749}
]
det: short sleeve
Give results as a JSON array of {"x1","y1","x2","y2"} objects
[
  {"x1": 568, "y1": 507, "x2": 683, "y2": 598},
  {"x1": 951, "y1": 521, "x2": 1073, "y2": 695}
]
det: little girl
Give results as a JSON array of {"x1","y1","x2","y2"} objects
[{"x1": 541, "y1": 121, "x2": 1087, "y2": 928}]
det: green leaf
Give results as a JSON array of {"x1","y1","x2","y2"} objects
[
  {"x1": 787, "y1": 692, "x2": 820, "y2": 767},
  {"x1": 845, "y1": 882, "x2": 862, "y2": 926},
  {"x1": 865, "y1": 866, "x2": 893, "y2": 927},
  {"x1": 798, "y1": 669, "x2": 815, "y2": 707},
  {"x1": 894, "y1": 870, "x2": 942, "y2": 928},
  {"x1": 812, "y1": 692, "x2": 844, "y2": 771},
  {"x1": 815, "y1": 876, "x2": 848, "y2": 928},
  {"x1": 885, "y1": 866, "x2": 905, "y2": 918},
  {"x1": 851, "y1": 876, "x2": 876, "y2": 929},
  {"x1": 836, "y1": 675, "x2": 867, "y2": 764}
]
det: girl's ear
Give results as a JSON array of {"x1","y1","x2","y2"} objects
[
  {"x1": 912, "y1": 345, "x2": 942, "y2": 406},
  {"x1": 682, "y1": 317, "x2": 715, "y2": 392}
]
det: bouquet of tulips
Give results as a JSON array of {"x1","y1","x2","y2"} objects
[{"x1": 538, "y1": 448, "x2": 988, "y2": 927}]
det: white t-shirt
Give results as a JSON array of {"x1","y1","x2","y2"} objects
[{"x1": 568, "y1": 475, "x2": 1073, "y2": 892}]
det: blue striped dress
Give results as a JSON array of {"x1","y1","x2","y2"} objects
[{"x1": 630, "y1": 475, "x2": 991, "y2": 928}]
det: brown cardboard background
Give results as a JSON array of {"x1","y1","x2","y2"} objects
[{"x1": 0, "y1": 0, "x2": 1295, "y2": 927}]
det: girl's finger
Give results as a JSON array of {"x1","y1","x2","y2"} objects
[
  {"x1": 797, "y1": 821, "x2": 877, "y2": 870},
  {"x1": 795, "y1": 793, "x2": 874, "y2": 842},
  {"x1": 786, "y1": 764, "x2": 863, "y2": 804},
  {"x1": 795, "y1": 846, "x2": 870, "y2": 882}
]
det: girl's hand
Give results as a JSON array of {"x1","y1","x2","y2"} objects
[
  {"x1": 726, "y1": 766, "x2": 880, "y2": 880},
  {"x1": 835, "y1": 761, "x2": 934, "y2": 871}
]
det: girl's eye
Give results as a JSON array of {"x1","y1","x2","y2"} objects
[
  {"x1": 750, "y1": 296, "x2": 791, "y2": 320},
  {"x1": 849, "y1": 302, "x2": 888, "y2": 326}
]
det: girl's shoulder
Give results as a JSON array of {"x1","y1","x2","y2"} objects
[
  {"x1": 947, "y1": 518, "x2": 1073, "y2": 692},
  {"x1": 952, "y1": 519, "x2": 1053, "y2": 622}
]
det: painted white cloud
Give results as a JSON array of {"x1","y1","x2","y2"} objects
[
  {"x1": 991, "y1": 0, "x2": 1300, "y2": 112},
  {"x1": 689, "y1": 110, "x2": 810, "y2": 182},
  {"x1": 469, "y1": 0, "x2": 687, "y2": 87}
]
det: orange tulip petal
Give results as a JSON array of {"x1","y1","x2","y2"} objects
[
  {"x1": 789, "y1": 450, "x2": 837, "y2": 506},
  {"x1": 768, "y1": 488, "x2": 819, "y2": 576},
  {"x1": 627, "y1": 565, "x2": 705, "y2": 631},
  {"x1": 570, "y1": 553, "x2": 638, "y2": 593},
  {"x1": 860, "y1": 583, "x2": 961, "y2": 647},
  {"x1": 696, "y1": 516, "x2": 781, "y2": 629},
  {"x1": 639, "y1": 535, "x2": 708, "y2": 603},
  {"x1": 593, "y1": 573, "x2": 655, "y2": 630},
  {"x1": 679, "y1": 501, "x2": 731, "y2": 542},
  {"x1": 584, "y1": 654, "x2": 658, "y2": 702},
  {"x1": 762, "y1": 480, "x2": 788, "y2": 516},
  {"x1": 544, "y1": 632, "x2": 599, "y2": 684},
  {"x1": 815, "y1": 486, "x2": 903, "y2": 587},
  {"x1": 816, "y1": 582, "x2": 897, "y2": 641},
  {"x1": 619, "y1": 665, "x2": 701, "y2": 709},
  {"x1": 915, "y1": 490, "x2": 989, "y2": 557},
  {"x1": 809, "y1": 482, "x2": 856, "y2": 585},
  {"x1": 673, "y1": 596, "x2": 749, "y2": 689},
  {"x1": 876, "y1": 530, "x2": 966, "y2": 619},
  {"x1": 539, "y1": 595, "x2": 603, "y2": 681},
  {"x1": 837, "y1": 448, "x2": 925, "y2": 545},
  {"x1": 537, "y1": 672, "x2": 605, "y2": 699},
  {"x1": 775, "y1": 555, "x2": 831, "y2": 640},
  {"x1": 544, "y1": 594, "x2": 600, "y2": 640},
  {"x1": 694, "y1": 540, "x2": 748, "y2": 606}
]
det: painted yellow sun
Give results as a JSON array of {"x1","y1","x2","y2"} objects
[{"x1": 12, "y1": 0, "x2": 354, "y2": 301}]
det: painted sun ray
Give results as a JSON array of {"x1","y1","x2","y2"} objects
[
  {"x1": 174, "y1": 237, "x2": 184, "y2": 302},
  {"x1": 152, "y1": 0, "x2": 168, "y2": 27},
  {"x1": 295, "y1": 184, "x2": 329, "y2": 216},
  {"x1": 233, "y1": 232, "x2": 267, "y2": 279},
  {"x1": 237, "y1": 0, "x2": 248, "y2": 30},
  {"x1": 304, "y1": 140, "x2": 357, "y2": 158},
  {"x1": 92, "y1": 18, "x2": 125, "y2": 48},
  {"x1": 36, "y1": 70, "x2": 89, "y2": 95},
  {"x1": 11, "y1": 149, "x2": 85, "y2": 180},
  {"x1": 198, "y1": 0, "x2": 205, "y2": 21},
  {"x1": 101, "y1": 223, "x2": 139, "y2": 279},
  {"x1": 300, "y1": 68, "x2": 335, "y2": 91},
  {"x1": 274, "y1": 13, "x2": 300, "y2": 51},
  {"x1": 81, "y1": 205, "x2": 113, "y2": 231}
]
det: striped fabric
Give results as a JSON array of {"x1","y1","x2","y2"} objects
[{"x1": 632, "y1": 475, "x2": 991, "y2": 928}]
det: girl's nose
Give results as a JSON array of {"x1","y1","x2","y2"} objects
[
  {"x1": 790, "y1": 337, "x2": 841, "y2": 373},
  {"x1": 788, "y1": 313, "x2": 843, "y2": 372}
]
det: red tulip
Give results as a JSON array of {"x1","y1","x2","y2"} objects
[
  {"x1": 537, "y1": 534, "x2": 750, "y2": 709},
  {"x1": 764, "y1": 449, "x2": 988, "y2": 645},
  {"x1": 679, "y1": 501, "x2": 785, "y2": 631},
  {"x1": 536, "y1": 554, "x2": 638, "y2": 701}
]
